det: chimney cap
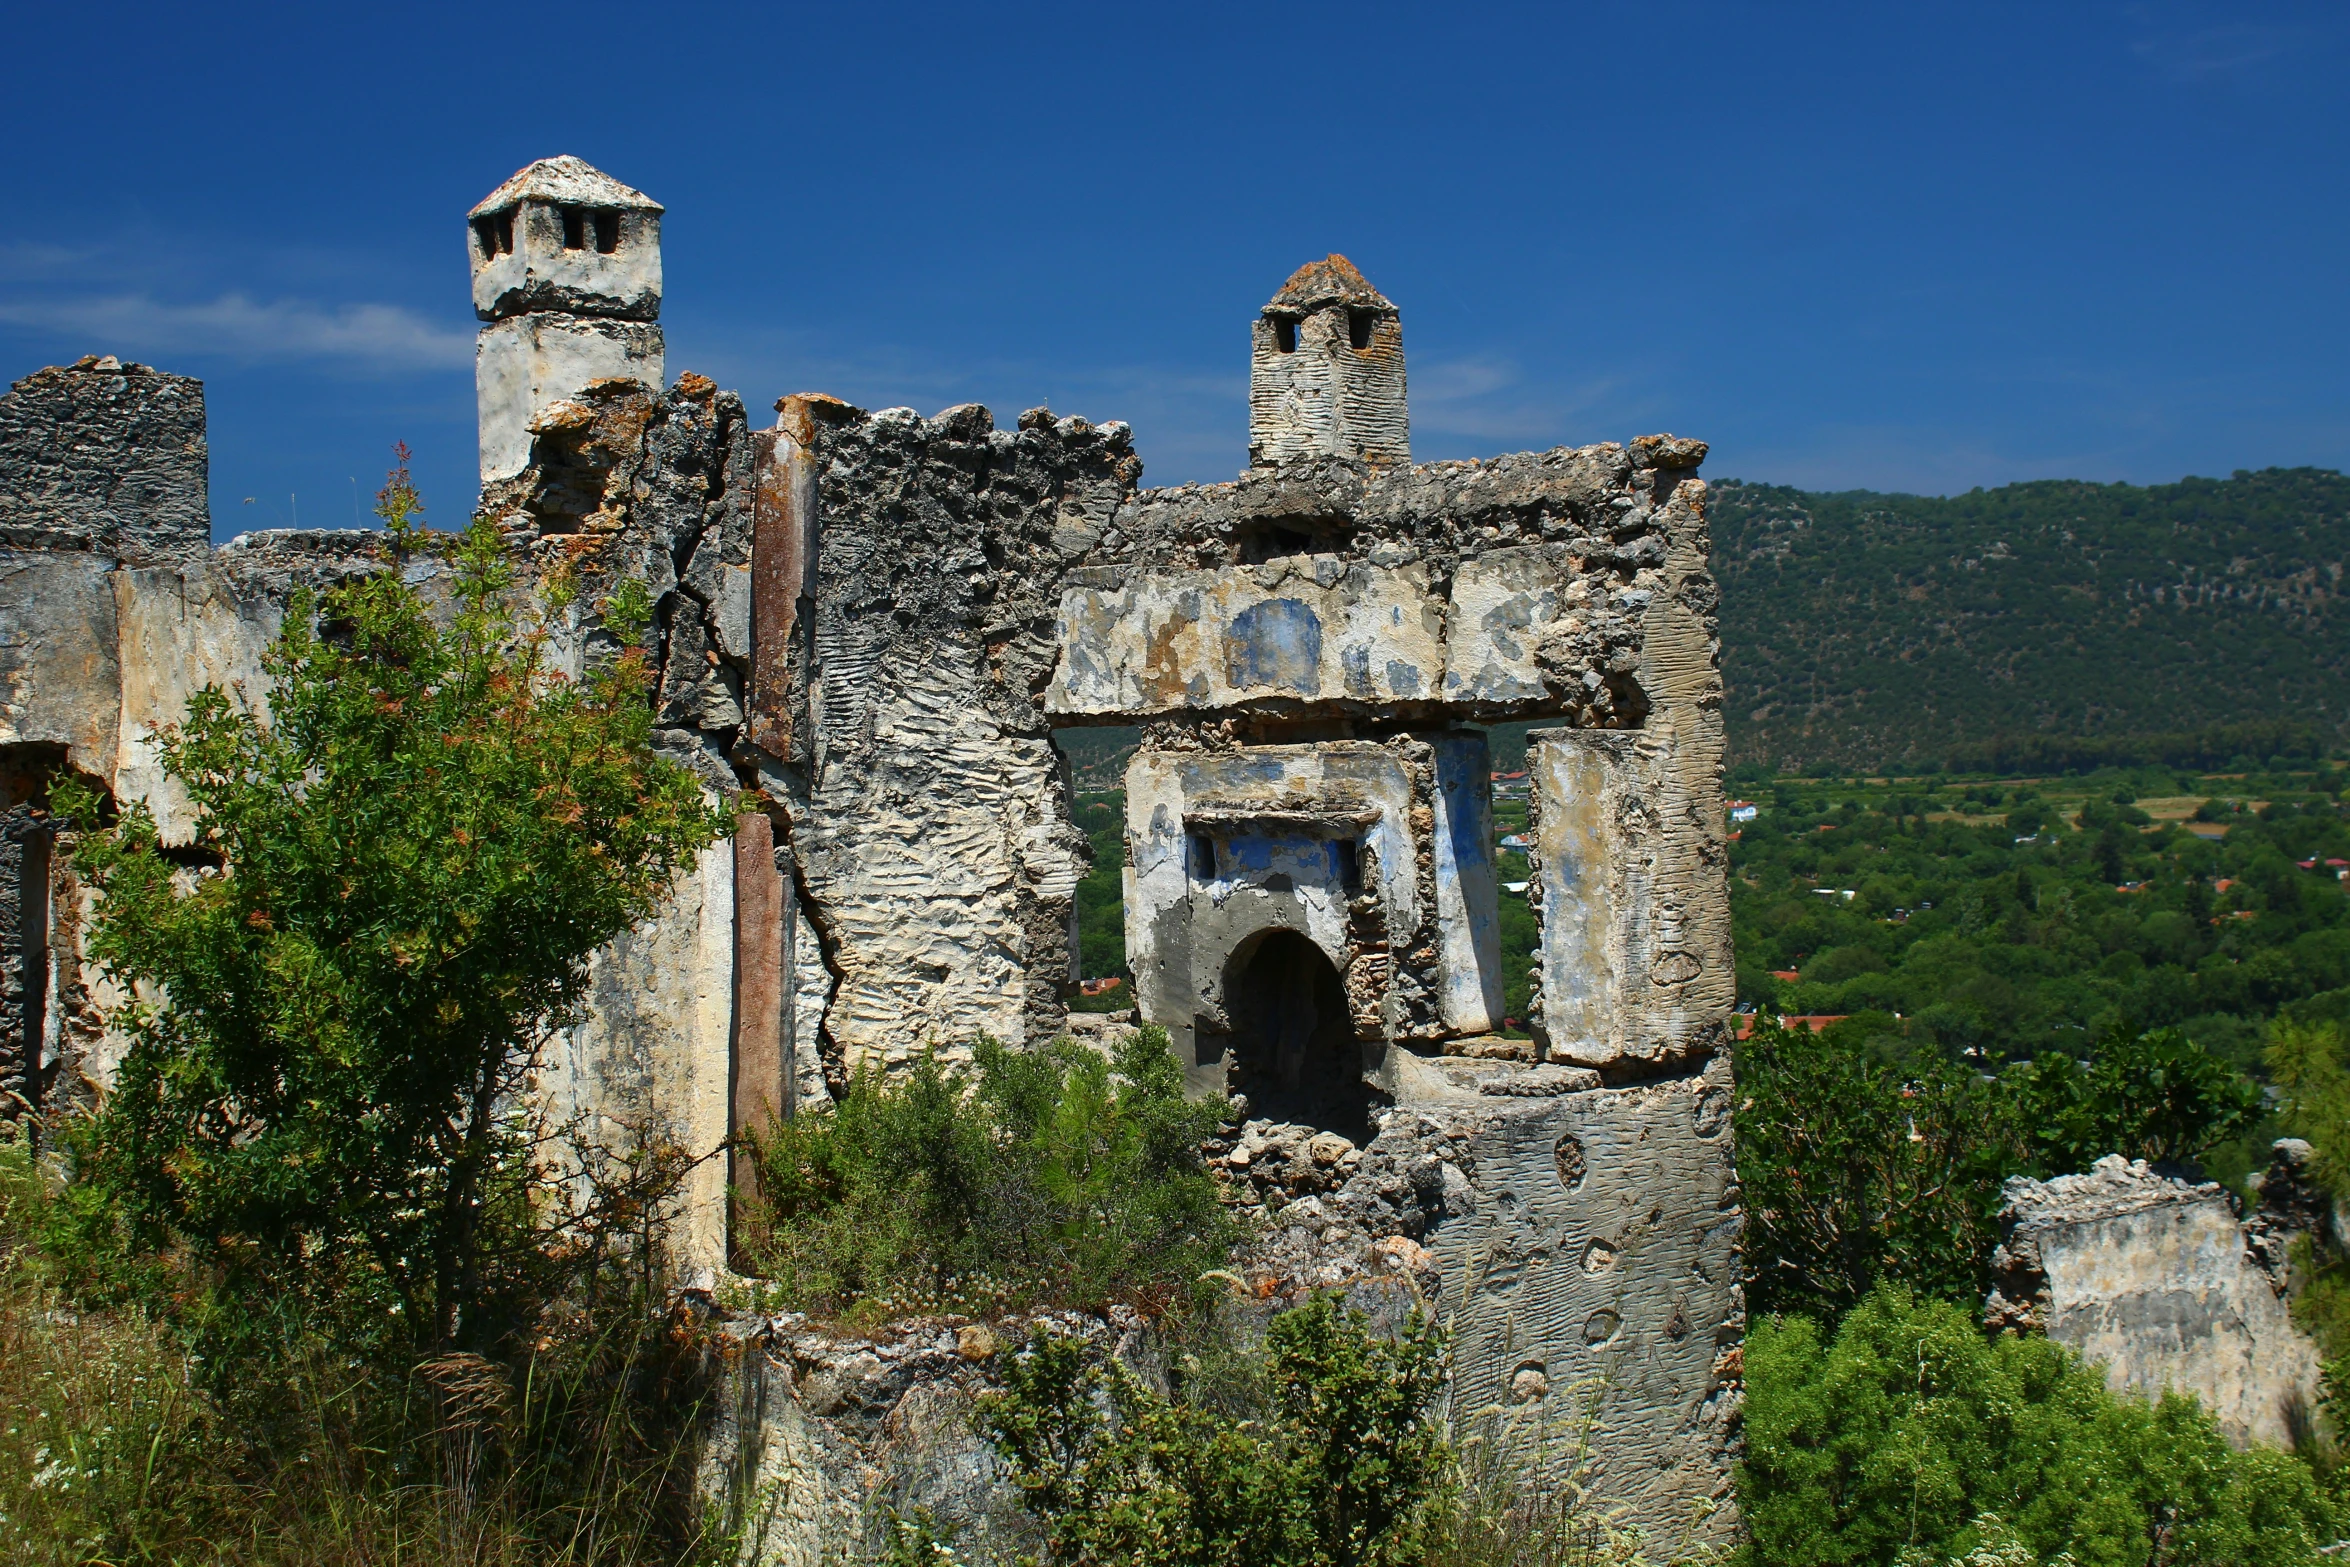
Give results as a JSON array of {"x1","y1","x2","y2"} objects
[
  {"x1": 1265, "y1": 254, "x2": 1394, "y2": 315},
  {"x1": 470, "y1": 155, "x2": 664, "y2": 220}
]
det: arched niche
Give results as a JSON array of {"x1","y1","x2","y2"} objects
[{"x1": 1217, "y1": 926, "x2": 1368, "y2": 1141}]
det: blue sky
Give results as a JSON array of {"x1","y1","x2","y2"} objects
[{"x1": 4, "y1": 2, "x2": 2346, "y2": 535}]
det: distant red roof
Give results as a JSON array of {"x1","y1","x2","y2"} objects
[{"x1": 1735, "y1": 1014, "x2": 1850, "y2": 1040}]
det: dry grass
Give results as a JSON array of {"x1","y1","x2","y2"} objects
[{"x1": 0, "y1": 1125, "x2": 730, "y2": 1567}]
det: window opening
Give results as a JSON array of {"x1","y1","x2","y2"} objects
[
  {"x1": 1348, "y1": 308, "x2": 1378, "y2": 350},
  {"x1": 560, "y1": 206, "x2": 587, "y2": 250},
  {"x1": 1189, "y1": 832, "x2": 1218, "y2": 883},
  {"x1": 1334, "y1": 837, "x2": 1363, "y2": 895},
  {"x1": 1240, "y1": 523, "x2": 1318, "y2": 564},
  {"x1": 474, "y1": 218, "x2": 500, "y2": 261},
  {"x1": 1273, "y1": 315, "x2": 1298, "y2": 354},
  {"x1": 592, "y1": 210, "x2": 620, "y2": 253}
]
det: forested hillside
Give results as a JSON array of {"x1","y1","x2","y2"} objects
[{"x1": 1710, "y1": 468, "x2": 2350, "y2": 771}]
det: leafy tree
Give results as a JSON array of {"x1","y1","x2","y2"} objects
[
  {"x1": 1734, "y1": 1015, "x2": 2027, "y2": 1320},
  {"x1": 2010, "y1": 1024, "x2": 2261, "y2": 1173},
  {"x1": 1740, "y1": 1286, "x2": 2334, "y2": 1567},
  {"x1": 976, "y1": 1292, "x2": 1450, "y2": 1567},
  {"x1": 51, "y1": 458, "x2": 732, "y2": 1357},
  {"x1": 1738, "y1": 1011, "x2": 2264, "y2": 1321}
]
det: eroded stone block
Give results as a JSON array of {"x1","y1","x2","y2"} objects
[
  {"x1": 1436, "y1": 1060, "x2": 1742, "y2": 1549},
  {"x1": 1987, "y1": 1156, "x2": 2325, "y2": 1450},
  {"x1": 1529, "y1": 720, "x2": 1732, "y2": 1067}
]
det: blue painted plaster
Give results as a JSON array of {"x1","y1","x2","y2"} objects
[{"x1": 1223, "y1": 598, "x2": 1322, "y2": 693}]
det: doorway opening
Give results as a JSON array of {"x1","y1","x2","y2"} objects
[{"x1": 1224, "y1": 928, "x2": 1366, "y2": 1140}]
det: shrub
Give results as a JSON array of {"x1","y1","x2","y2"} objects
[
  {"x1": 48, "y1": 459, "x2": 730, "y2": 1364},
  {"x1": 2009, "y1": 1024, "x2": 2262, "y2": 1173},
  {"x1": 975, "y1": 1291, "x2": 1450, "y2": 1567},
  {"x1": 1737, "y1": 1014, "x2": 2262, "y2": 1321},
  {"x1": 2269, "y1": 1018, "x2": 2350, "y2": 1200},
  {"x1": 1739, "y1": 1285, "x2": 2335, "y2": 1567},
  {"x1": 1735, "y1": 1015, "x2": 2027, "y2": 1320},
  {"x1": 739, "y1": 1026, "x2": 1236, "y2": 1320},
  {"x1": 1, "y1": 1118, "x2": 725, "y2": 1567}
]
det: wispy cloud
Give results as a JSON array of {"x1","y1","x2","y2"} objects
[
  {"x1": 1410, "y1": 354, "x2": 1663, "y2": 451},
  {"x1": 2119, "y1": 3, "x2": 2320, "y2": 80},
  {"x1": 0, "y1": 291, "x2": 472, "y2": 373}
]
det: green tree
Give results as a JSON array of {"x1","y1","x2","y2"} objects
[
  {"x1": 52, "y1": 457, "x2": 732, "y2": 1357},
  {"x1": 2269, "y1": 1018, "x2": 2350, "y2": 1197},
  {"x1": 1740, "y1": 1286, "x2": 2333, "y2": 1567},
  {"x1": 1735, "y1": 1014, "x2": 2028, "y2": 1320},
  {"x1": 2010, "y1": 1024, "x2": 2261, "y2": 1173}
]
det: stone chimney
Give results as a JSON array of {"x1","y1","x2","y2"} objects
[
  {"x1": 469, "y1": 155, "x2": 665, "y2": 483},
  {"x1": 1248, "y1": 255, "x2": 1409, "y2": 468}
]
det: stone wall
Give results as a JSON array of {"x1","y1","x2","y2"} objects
[
  {"x1": 0, "y1": 196, "x2": 1747, "y2": 1553},
  {"x1": 0, "y1": 358, "x2": 210, "y2": 562},
  {"x1": 759, "y1": 402, "x2": 1131, "y2": 1076},
  {"x1": 1986, "y1": 1153, "x2": 2326, "y2": 1450}
]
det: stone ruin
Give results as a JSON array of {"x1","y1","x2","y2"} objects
[
  {"x1": 0, "y1": 158, "x2": 1743, "y2": 1554},
  {"x1": 1988, "y1": 1148, "x2": 2331, "y2": 1451}
]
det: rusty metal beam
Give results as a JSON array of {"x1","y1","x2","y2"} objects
[{"x1": 729, "y1": 810, "x2": 786, "y2": 1256}]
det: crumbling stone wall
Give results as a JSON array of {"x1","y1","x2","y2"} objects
[
  {"x1": 0, "y1": 162, "x2": 1746, "y2": 1550},
  {"x1": 758, "y1": 403, "x2": 1133, "y2": 1075},
  {"x1": 1986, "y1": 1153, "x2": 2326, "y2": 1449},
  {"x1": 0, "y1": 358, "x2": 210, "y2": 563}
]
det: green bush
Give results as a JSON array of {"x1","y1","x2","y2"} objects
[
  {"x1": 1735, "y1": 1015, "x2": 2027, "y2": 1320},
  {"x1": 1739, "y1": 1286, "x2": 2335, "y2": 1567},
  {"x1": 739, "y1": 1026, "x2": 1237, "y2": 1320},
  {"x1": 2009, "y1": 1024, "x2": 2261, "y2": 1174},
  {"x1": 46, "y1": 458, "x2": 729, "y2": 1363},
  {"x1": 975, "y1": 1291, "x2": 1450, "y2": 1567},
  {"x1": 1736, "y1": 1014, "x2": 2261, "y2": 1321}
]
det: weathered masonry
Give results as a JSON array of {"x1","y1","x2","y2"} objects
[{"x1": 0, "y1": 158, "x2": 1742, "y2": 1548}]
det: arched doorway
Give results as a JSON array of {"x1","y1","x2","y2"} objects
[{"x1": 1224, "y1": 929, "x2": 1367, "y2": 1140}]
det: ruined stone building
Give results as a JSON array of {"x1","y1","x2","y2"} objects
[{"x1": 0, "y1": 157, "x2": 1741, "y2": 1549}]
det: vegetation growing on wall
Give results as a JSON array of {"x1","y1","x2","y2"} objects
[{"x1": 739, "y1": 1026, "x2": 1235, "y2": 1321}]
